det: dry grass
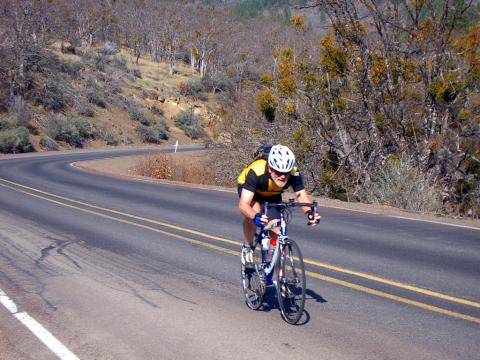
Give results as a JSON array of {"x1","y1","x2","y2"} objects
[{"x1": 132, "y1": 152, "x2": 214, "y2": 184}]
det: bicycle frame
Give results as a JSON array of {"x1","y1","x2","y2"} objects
[
  {"x1": 255, "y1": 200, "x2": 317, "y2": 283},
  {"x1": 257, "y1": 212, "x2": 286, "y2": 283}
]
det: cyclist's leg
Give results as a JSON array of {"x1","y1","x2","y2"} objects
[
  {"x1": 266, "y1": 203, "x2": 282, "y2": 243},
  {"x1": 238, "y1": 185, "x2": 263, "y2": 247}
]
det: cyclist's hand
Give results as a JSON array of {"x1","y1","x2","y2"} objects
[
  {"x1": 306, "y1": 211, "x2": 321, "y2": 226},
  {"x1": 253, "y1": 213, "x2": 268, "y2": 227}
]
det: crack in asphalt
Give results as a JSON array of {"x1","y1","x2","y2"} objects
[{"x1": 36, "y1": 237, "x2": 82, "y2": 270}]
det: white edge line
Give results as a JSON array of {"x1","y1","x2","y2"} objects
[{"x1": 0, "y1": 288, "x2": 79, "y2": 360}]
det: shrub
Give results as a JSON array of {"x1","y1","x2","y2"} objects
[
  {"x1": 197, "y1": 92, "x2": 209, "y2": 102},
  {"x1": 39, "y1": 136, "x2": 59, "y2": 151},
  {"x1": 101, "y1": 41, "x2": 118, "y2": 55},
  {"x1": 0, "y1": 113, "x2": 17, "y2": 131},
  {"x1": 132, "y1": 69, "x2": 142, "y2": 78},
  {"x1": 60, "y1": 61, "x2": 82, "y2": 78},
  {"x1": 134, "y1": 155, "x2": 173, "y2": 179},
  {"x1": 0, "y1": 127, "x2": 34, "y2": 153},
  {"x1": 94, "y1": 54, "x2": 106, "y2": 71},
  {"x1": 150, "y1": 106, "x2": 164, "y2": 116},
  {"x1": 362, "y1": 155, "x2": 443, "y2": 213},
  {"x1": 111, "y1": 55, "x2": 128, "y2": 71},
  {"x1": 202, "y1": 72, "x2": 234, "y2": 93},
  {"x1": 128, "y1": 106, "x2": 151, "y2": 125},
  {"x1": 42, "y1": 80, "x2": 65, "y2": 111},
  {"x1": 87, "y1": 91, "x2": 107, "y2": 108},
  {"x1": 77, "y1": 101, "x2": 95, "y2": 117},
  {"x1": 103, "y1": 130, "x2": 119, "y2": 146},
  {"x1": 107, "y1": 80, "x2": 123, "y2": 94},
  {"x1": 256, "y1": 89, "x2": 277, "y2": 122},
  {"x1": 137, "y1": 121, "x2": 169, "y2": 143},
  {"x1": 46, "y1": 115, "x2": 97, "y2": 147},
  {"x1": 178, "y1": 82, "x2": 194, "y2": 96},
  {"x1": 73, "y1": 117, "x2": 97, "y2": 140},
  {"x1": 179, "y1": 80, "x2": 205, "y2": 98},
  {"x1": 153, "y1": 120, "x2": 169, "y2": 140},
  {"x1": 173, "y1": 109, "x2": 205, "y2": 139}
]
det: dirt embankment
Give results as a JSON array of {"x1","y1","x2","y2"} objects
[{"x1": 74, "y1": 153, "x2": 480, "y2": 230}]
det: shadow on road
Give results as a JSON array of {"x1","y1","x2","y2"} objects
[
  {"x1": 253, "y1": 286, "x2": 326, "y2": 326},
  {"x1": 305, "y1": 288, "x2": 327, "y2": 303}
]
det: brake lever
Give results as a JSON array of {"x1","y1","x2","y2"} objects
[{"x1": 307, "y1": 200, "x2": 320, "y2": 226}]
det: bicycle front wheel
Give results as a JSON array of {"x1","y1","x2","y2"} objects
[
  {"x1": 241, "y1": 245, "x2": 265, "y2": 310},
  {"x1": 276, "y1": 239, "x2": 306, "y2": 324}
]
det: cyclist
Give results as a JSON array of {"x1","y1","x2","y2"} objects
[{"x1": 237, "y1": 144, "x2": 321, "y2": 265}]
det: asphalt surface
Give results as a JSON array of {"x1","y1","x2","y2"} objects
[{"x1": 0, "y1": 147, "x2": 479, "y2": 360}]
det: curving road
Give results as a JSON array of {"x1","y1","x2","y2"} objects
[{"x1": 0, "y1": 147, "x2": 479, "y2": 360}]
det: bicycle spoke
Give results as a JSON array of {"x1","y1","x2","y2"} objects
[
  {"x1": 241, "y1": 245, "x2": 265, "y2": 310},
  {"x1": 276, "y1": 240, "x2": 306, "y2": 324}
]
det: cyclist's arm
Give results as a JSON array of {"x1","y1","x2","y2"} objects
[
  {"x1": 295, "y1": 189, "x2": 312, "y2": 214},
  {"x1": 295, "y1": 189, "x2": 321, "y2": 225},
  {"x1": 238, "y1": 188, "x2": 257, "y2": 220}
]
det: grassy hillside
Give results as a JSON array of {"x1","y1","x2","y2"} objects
[{"x1": 0, "y1": 42, "x2": 218, "y2": 153}]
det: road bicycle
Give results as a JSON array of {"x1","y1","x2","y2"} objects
[{"x1": 241, "y1": 199, "x2": 318, "y2": 324}]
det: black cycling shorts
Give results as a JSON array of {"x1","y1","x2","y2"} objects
[{"x1": 237, "y1": 185, "x2": 282, "y2": 220}]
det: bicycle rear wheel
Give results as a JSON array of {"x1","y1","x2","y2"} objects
[
  {"x1": 276, "y1": 239, "x2": 306, "y2": 324},
  {"x1": 241, "y1": 245, "x2": 265, "y2": 310}
]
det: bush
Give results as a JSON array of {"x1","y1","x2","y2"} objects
[
  {"x1": 0, "y1": 127, "x2": 34, "y2": 153},
  {"x1": 362, "y1": 155, "x2": 443, "y2": 213},
  {"x1": 103, "y1": 131, "x2": 119, "y2": 146},
  {"x1": 179, "y1": 80, "x2": 204, "y2": 97},
  {"x1": 60, "y1": 61, "x2": 82, "y2": 78},
  {"x1": 137, "y1": 121, "x2": 169, "y2": 143},
  {"x1": 42, "y1": 80, "x2": 65, "y2": 111},
  {"x1": 76, "y1": 101, "x2": 95, "y2": 117},
  {"x1": 101, "y1": 41, "x2": 118, "y2": 55},
  {"x1": 39, "y1": 136, "x2": 59, "y2": 151},
  {"x1": 202, "y1": 72, "x2": 234, "y2": 93},
  {"x1": 107, "y1": 79, "x2": 123, "y2": 95},
  {"x1": 94, "y1": 54, "x2": 106, "y2": 72},
  {"x1": 128, "y1": 105, "x2": 152, "y2": 125},
  {"x1": 132, "y1": 69, "x2": 142, "y2": 78},
  {"x1": 46, "y1": 115, "x2": 97, "y2": 147},
  {"x1": 0, "y1": 113, "x2": 17, "y2": 131},
  {"x1": 150, "y1": 106, "x2": 164, "y2": 116},
  {"x1": 111, "y1": 55, "x2": 128, "y2": 72},
  {"x1": 173, "y1": 109, "x2": 205, "y2": 139},
  {"x1": 197, "y1": 92, "x2": 209, "y2": 102},
  {"x1": 87, "y1": 91, "x2": 107, "y2": 108}
]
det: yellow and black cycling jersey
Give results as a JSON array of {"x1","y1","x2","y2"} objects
[{"x1": 237, "y1": 159, "x2": 304, "y2": 198}]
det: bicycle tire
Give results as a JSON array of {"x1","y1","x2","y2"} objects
[
  {"x1": 241, "y1": 245, "x2": 265, "y2": 310},
  {"x1": 275, "y1": 239, "x2": 306, "y2": 324}
]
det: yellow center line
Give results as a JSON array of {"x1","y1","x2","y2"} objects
[
  {"x1": 0, "y1": 181, "x2": 239, "y2": 256},
  {"x1": 302, "y1": 259, "x2": 480, "y2": 309},
  {"x1": 3, "y1": 178, "x2": 479, "y2": 309},
  {"x1": 0, "y1": 178, "x2": 238, "y2": 246},
  {"x1": 305, "y1": 270, "x2": 480, "y2": 325},
  {"x1": 1, "y1": 178, "x2": 480, "y2": 324}
]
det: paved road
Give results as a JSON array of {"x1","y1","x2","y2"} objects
[{"x1": 0, "y1": 148, "x2": 479, "y2": 359}]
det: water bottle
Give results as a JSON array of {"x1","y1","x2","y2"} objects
[
  {"x1": 269, "y1": 236, "x2": 277, "y2": 261},
  {"x1": 261, "y1": 235, "x2": 270, "y2": 252}
]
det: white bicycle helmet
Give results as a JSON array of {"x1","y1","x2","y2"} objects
[{"x1": 268, "y1": 144, "x2": 295, "y2": 173}]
